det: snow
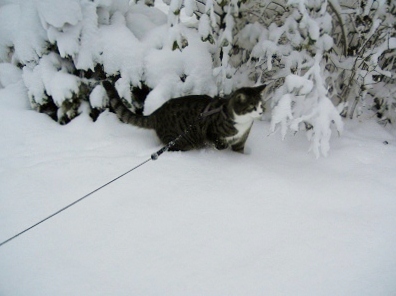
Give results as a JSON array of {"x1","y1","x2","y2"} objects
[
  {"x1": 317, "y1": 33, "x2": 334, "y2": 51},
  {"x1": 390, "y1": 37, "x2": 396, "y2": 49},
  {"x1": 73, "y1": 1, "x2": 100, "y2": 70},
  {"x1": 0, "y1": 63, "x2": 21, "y2": 87},
  {"x1": 22, "y1": 52, "x2": 80, "y2": 107},
  {"x1": 306, "y1": 17, "x2": 320, "y2": 41},
  {"x1": 37, "y1": 0, "x2": 82, "y2": 29},
  {"x1": 49, "y1": 71, "x2": 80, "y2": 106},
  {"x1": 169, "y1": 0, "x2": 182, "y2": 13},
  {"x1": 89, "y1": 84, "x2": 107, "y2": 109},
  {"x1": 198, "y1": 14, "x2": 211, "y2": 40},
  {"x1": 271, "y1": 93, "x2": 294, "y2": 138},
  {"x1": 238, "y1": 22, "x2": 266, "y2": 50},
  {"x1": 285, "y1": 74, "x2": 313, "y2": 95},
  {"x1": 142, "y1": 27, "x2": 216, "y2": 113},
  {"x1": 126, "y1": 3, "x2": 167, "y2": 40},
  {"x1": 0, "y1": 4, "x2": 19, "y2": 62},
  {"x1": 1, "y1": 0, "x2": 396, "y2": 293},
  {"x1": 10, "y1": 1, "x2": 48, "y2": 64},
  {"x1": 183, "y1": 0, "x2": 196, "y2": 17},
  {"x1": 1, "y1": 78, "x2": 396, "y2": 295},
  {"x1": 252, "y1": 40, "x2": 278, "y2": 71}
]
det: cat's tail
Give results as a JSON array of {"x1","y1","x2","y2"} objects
[{"x1": 102, "y1": 80, "x2": 154, "y2": 129}]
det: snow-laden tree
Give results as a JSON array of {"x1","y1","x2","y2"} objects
[
  {"x1": 0, "y1": 0, "x2": 218, "y2": 123},
  {"x1": 0, "y1": 0, "x2": 395, "y2": 156}
]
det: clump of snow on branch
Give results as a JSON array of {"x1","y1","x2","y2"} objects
[{"x1": 89, "y1": 84, "x2": 107, "y2": 109}]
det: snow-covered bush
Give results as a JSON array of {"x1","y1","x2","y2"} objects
[
  {"x1": 240, "y1": 0, "x2": 344, "y2": 157},
  {"x1": 0, "y1": 0, "x2": 395, "y2": 156},
  {"x1": 0, "y1": 0, "x2": 217, "y2": 123},
  {"x1": 187, "y1": 0, "x2": 395, "y2": 156},
  {"x1": 329, "y1": 0, "x2": 396, "y2": 123}
]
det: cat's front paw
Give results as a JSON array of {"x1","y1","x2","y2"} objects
[{"x1": 214, "y1": 141, "x2": 229, "y2": 150}]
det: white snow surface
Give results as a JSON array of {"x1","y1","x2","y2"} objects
[
  {"x1": 37, "y1": 0, "x2": 82, "y2": 29},
  {"x1": 1, "y1": 80, "x2": 396, "y2": 295}
]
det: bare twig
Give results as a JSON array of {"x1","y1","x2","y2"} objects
[{"x1": 328, "y1": 0, "x2": 348, "y2": 56}]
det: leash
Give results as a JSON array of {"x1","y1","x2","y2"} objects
[
  {"x1": 0, "y1": 103, "x2": 224, "y2": 248},
  {"x1": 0, "y1": 158, "x2": 151, "y2": 247}
]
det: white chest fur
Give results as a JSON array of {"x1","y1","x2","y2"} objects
[
  {"x1": 226, "y1": 114, "x2": 254, "y2": 144},
  {"x1": 224, "y1": 100, "x2": 263, "y2": 144}
]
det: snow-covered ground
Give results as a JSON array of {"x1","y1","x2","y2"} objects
[{"x1": 1, "y1": 81, "x2": 396, "y2": 295}]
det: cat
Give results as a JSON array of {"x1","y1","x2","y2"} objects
[{"x1": 103, "y1": 80, "x2": 265, "y2": 153}]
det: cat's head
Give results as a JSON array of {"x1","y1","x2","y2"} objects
[{"x1": 230, "y1": 84, "x2": 266, "y2": 119}]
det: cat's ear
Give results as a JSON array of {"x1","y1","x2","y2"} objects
[
  {"x1": 236, "y1": 93, "x2": 246, "y2": 103},
  {"x1": 255, "y1": 84, "x2": 266, "y2": 93}
]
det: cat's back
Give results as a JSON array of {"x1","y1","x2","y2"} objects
[
  {"x1": 163, "y1": 94, "x2": 213, "y2": 107},
  {"x1": 153, "y1": 94, "x2": 214, "y2": 116}
]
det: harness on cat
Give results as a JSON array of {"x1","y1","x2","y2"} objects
[
  {"x1": 200, "y1": 104, "x2": 225, "y2": 118},
  {"x1": 150, "y1": 103, "x2": 226, "y2": 160}
]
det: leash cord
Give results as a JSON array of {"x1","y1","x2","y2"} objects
[
  {"x1": 0, "y1": 105, "x2": 222, "y2": 248},
  {"x1": 1, "y1": 131, "x2": 190, "y2": 248},
  {"x1": 0, "y1": 158, "x2": 151, "y2": 247}
]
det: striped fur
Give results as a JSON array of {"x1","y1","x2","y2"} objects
[
  {"x1": 104, "y1": 81, "x2": 153, "y2": 129},
  {"x1": 103, "y1": 80, "x2": 265, "y2": 153}
]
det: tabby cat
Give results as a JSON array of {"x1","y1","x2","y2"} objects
[{"x1": 103, "y1": 80, "x2": 265, "y2": 153}]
